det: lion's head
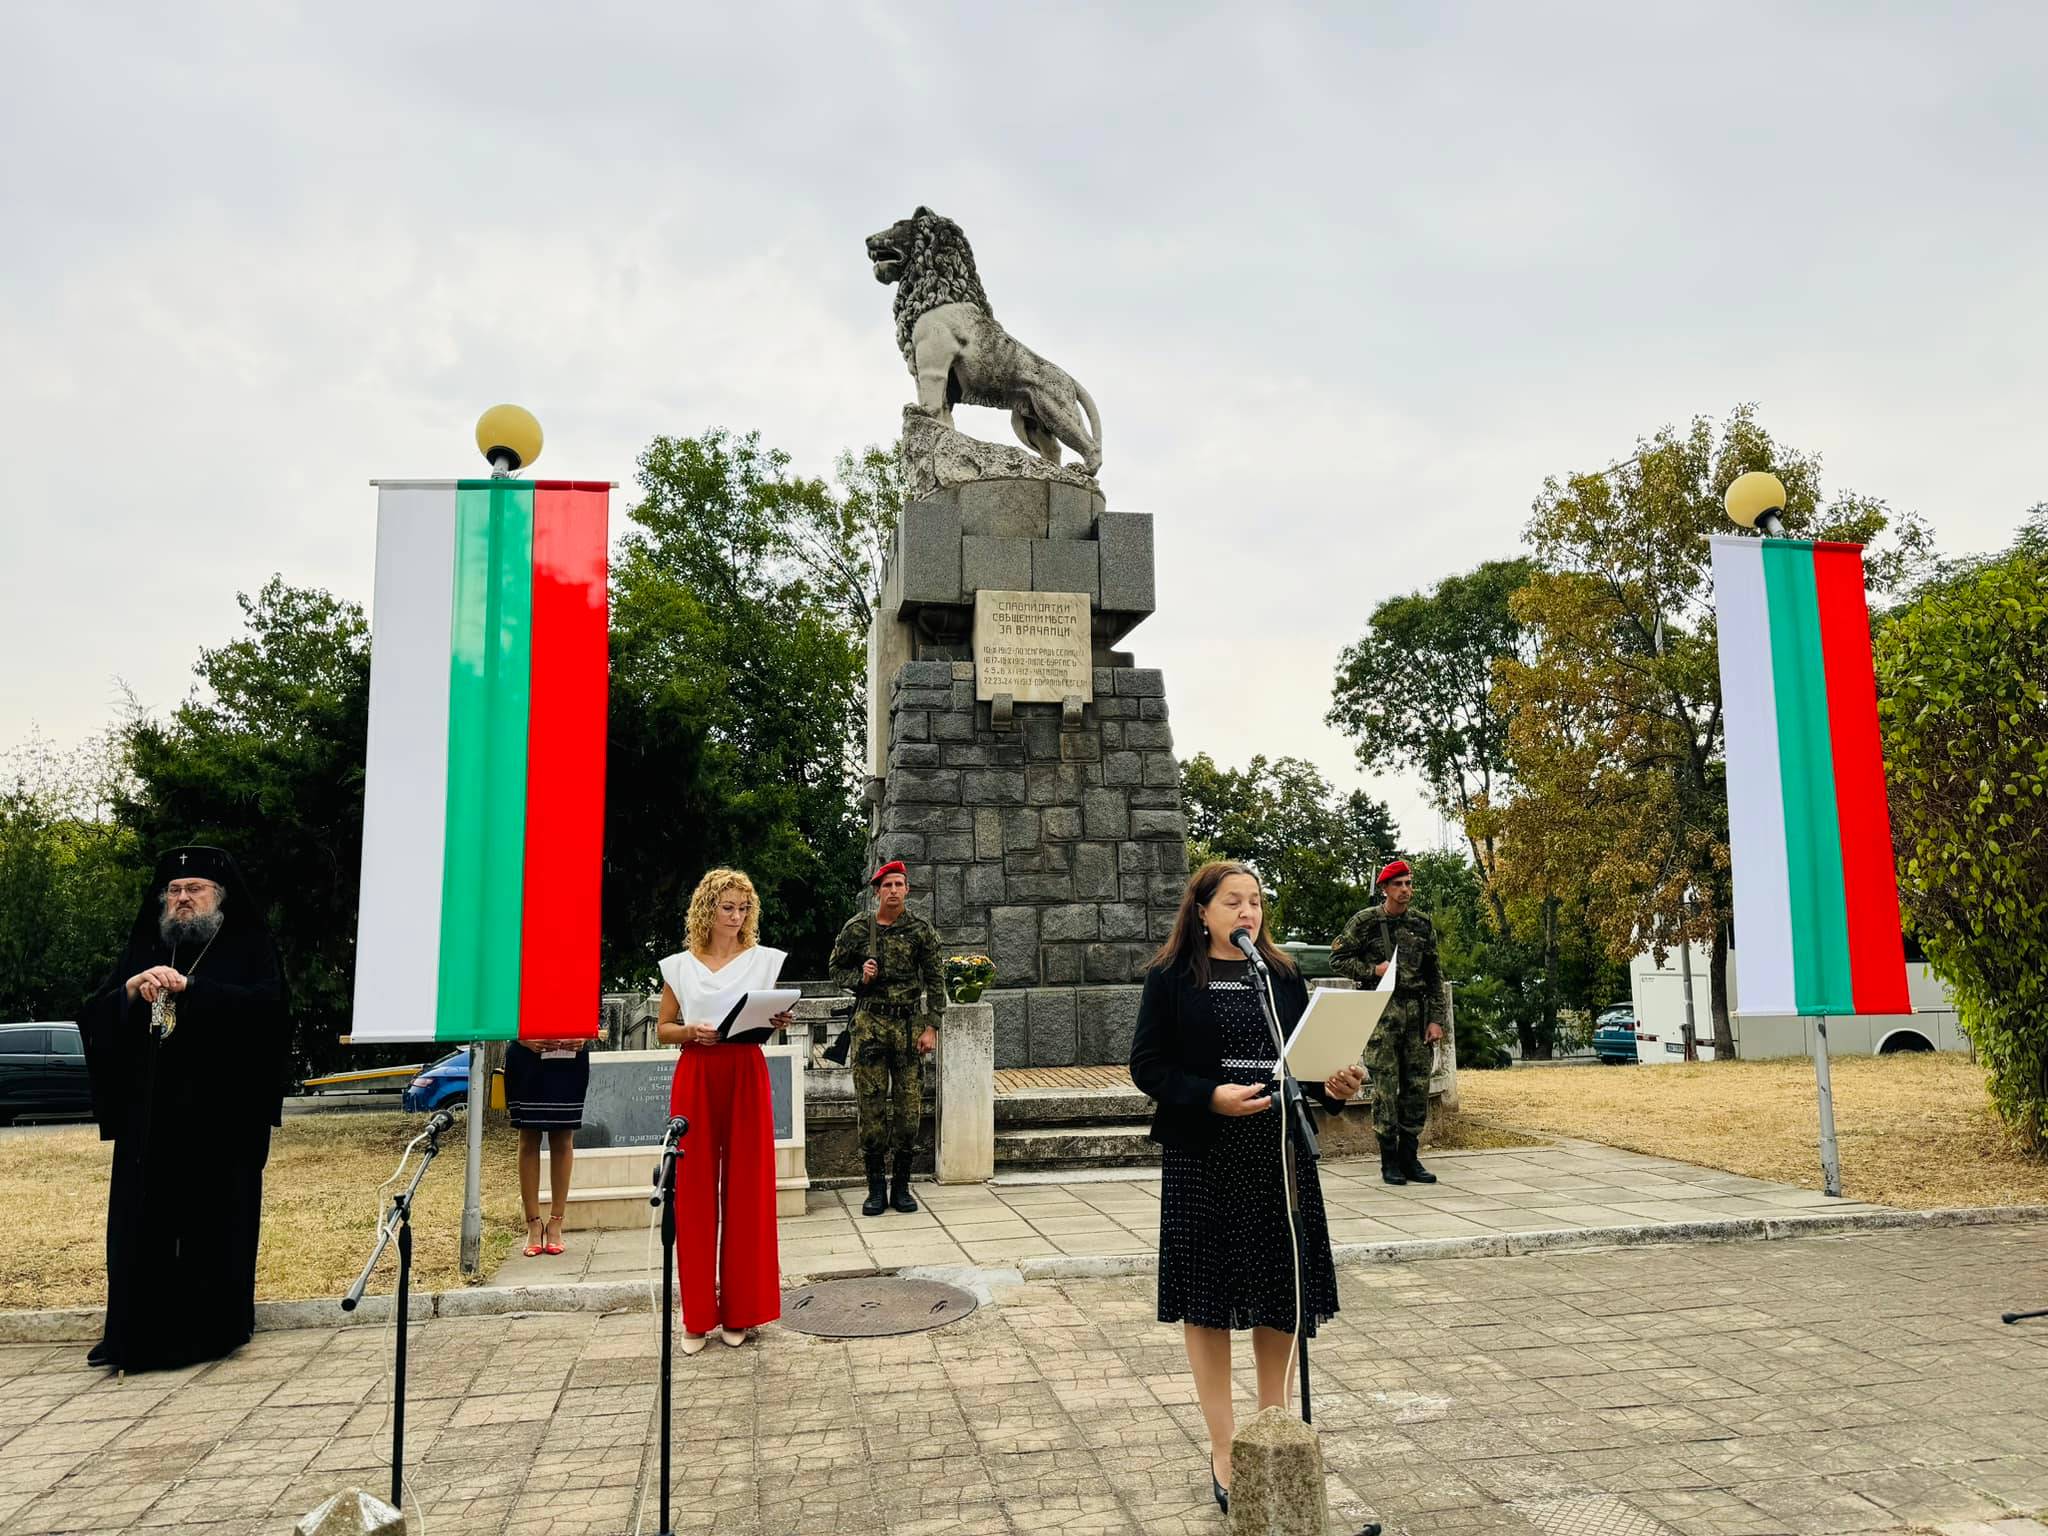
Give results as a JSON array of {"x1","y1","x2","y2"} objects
[{"x1": 865, "y1": 206, "x2": 994, "y2": 368}]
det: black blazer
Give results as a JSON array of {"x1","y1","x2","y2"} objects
[{"x1": 1128, "y1": 960, "x2": 1341, "y2": 1150}]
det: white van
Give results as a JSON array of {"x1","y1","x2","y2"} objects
[{"x1": 1628, "y1": 940, "x2": 1963, "y2": 1061}]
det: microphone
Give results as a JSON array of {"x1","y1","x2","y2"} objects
[
  {"x1": 1229, "y1": 927, "x2": 1267, "y2": 968},
  {"x1": 423, "y1": 1106, "x2": 459, "y2": 1140},
  {"x1": 663, "y1": 1115, "x2": 690, "y2": 1146}
]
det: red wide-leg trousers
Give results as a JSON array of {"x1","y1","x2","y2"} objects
[{"x1": 667, "y1": 1043, "x2": 781, "y2": 1335}]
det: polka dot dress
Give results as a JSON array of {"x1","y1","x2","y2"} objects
[{"x1": 1156, "y1": 959, "x2": 1340, "y2": 1335}]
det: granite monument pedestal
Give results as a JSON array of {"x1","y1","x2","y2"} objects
[{"x1": 865, "y1": 471, "x2": 1190, "y2": 1069}]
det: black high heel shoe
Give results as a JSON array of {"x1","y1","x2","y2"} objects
[{"x1": 1210, "y1": 1455, "x2": 1228, "y2": 1515}]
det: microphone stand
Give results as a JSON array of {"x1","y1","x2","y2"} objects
[
  {"x1": 1238, "y1": 941, "x2": 1320, "y2": 1424},
  {"x1": 341, "y1": 1111, "x2": 454, "y2": 1509},
  {"x1": 650, "y1": 1115, "x2": 689, "y2": 1536}
]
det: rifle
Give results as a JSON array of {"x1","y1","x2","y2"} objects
[{"x1": 821, "y1": 912, "x2": 879, "y2": 1066}]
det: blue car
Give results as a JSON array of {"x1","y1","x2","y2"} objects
[
  {"x1": 402, "y1": 1048, "x2": 473, "y2": 1112},
  {"x1": 1592, "y1": 1005, "x2": 1638, "y2": 1064}
]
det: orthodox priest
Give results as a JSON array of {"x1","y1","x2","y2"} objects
[{"x1": 78, "y1": 846, "x2": 288, "y2": 1371}]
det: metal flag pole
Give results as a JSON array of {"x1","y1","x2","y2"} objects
[
  {"x1": 1810, "y1": 1015, "x2": 1841, "y2": 1197},
  {"x1": 459, "y1": 1042, "x2": 486, "y2": 1274}
]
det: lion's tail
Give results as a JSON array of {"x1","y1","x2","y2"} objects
[{"x1": 1075, "y1": 381, "x2": 1103, "y2": 471}]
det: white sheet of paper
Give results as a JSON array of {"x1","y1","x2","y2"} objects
[
  {"x1": 716, "y1": 988, "x2": 802, "y2": 1042},
  {"x1": 1375, "y1": 948, "x2": 1398, "y2": 992},
  {"x1": 1282, "y1": 986, "x2": 1393, "y2": 1083}
]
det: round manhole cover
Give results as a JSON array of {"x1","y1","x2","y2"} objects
[{"x1": 779, "y1": 1277, "x2": 978, "y2": 1338}]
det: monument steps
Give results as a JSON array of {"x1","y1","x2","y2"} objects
[
  {"x1": 990, "y1": 1068, "x2": 1157, "y2": 1172},
  {"x1": 994, "y1": 1122, "x2": 1159, "y2": 1171}
]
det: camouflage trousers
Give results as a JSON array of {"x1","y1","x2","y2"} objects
[
  {"x1": 850, "y1": 1010, "x2": 922, "y2": 1155},
  {"x1": 1367, "y1": 1003, "x2": 1434, "y2": 1139}
]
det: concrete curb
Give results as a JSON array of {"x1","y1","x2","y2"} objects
[
  {"x1": 2, "y1": 1280, "x2": 657, "y2": 1345},
  {"x1": 1012, "y1": 1202, "x2": 2048, "y2": 1281},
  {"x1": 11, "y1": 1204, "x2": 2044, "y2": 1343}
]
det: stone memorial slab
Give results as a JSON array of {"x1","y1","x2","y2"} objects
[
  {"x1": 973, "y1": 589, "x2": 1093, "y2": 705},
  {"x1": 580, "y1": 1048, "x2": 794, "y2": 1147}
]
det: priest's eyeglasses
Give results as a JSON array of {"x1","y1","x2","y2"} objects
[{"x1": 165, "y1": 880, "x2": 217, "y2": 898}]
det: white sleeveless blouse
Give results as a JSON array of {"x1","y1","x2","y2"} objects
[{"x1": 657, "y1": 945, "x2": 788, "y2": 1026}]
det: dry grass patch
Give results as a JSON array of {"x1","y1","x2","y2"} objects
[
  {"x1": 9, "y1": 1111, "x2": 527, "y2": 1311},
  {"x1": 1456, "y1": 1052, "x2": 2048, "y2": 1208},
  {"x1": 1428, "y1": 1115, "x2": 1549, "y2": 1152}
]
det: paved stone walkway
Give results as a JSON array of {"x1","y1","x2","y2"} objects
[
  {"x1": 8, "y1": 1222, "x2": 2046, "y2": 1535},
  {"x1": 496, "y1": 1143, "x2": 1882, "y2": 1288}
]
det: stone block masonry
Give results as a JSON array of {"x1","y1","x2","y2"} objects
[{"x1": 867, "y1": 661, "x2": 1190, "y2": 1067}]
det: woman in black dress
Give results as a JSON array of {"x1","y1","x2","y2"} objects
[
  {"x1": 1129, "y1": 860, "x2": 1366, "y2": 1515},
  {"x1": 505, "y1": 1036, "x2": 592, "y2": 1256}
]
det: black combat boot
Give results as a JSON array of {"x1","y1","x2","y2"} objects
[
  {"x1": 861, "y1": 1149, "x2": 888, "y2": 1216},
  {"x1": 1378, "y1": 1134, "x2": 1406, "y2": 1186},
  {"x1": 890, "y1": 1148, "x2": 919, "y2": 1213},
  {"x1": 1398, "y1": 1131, "x2": 1437, "y2": 1185}
]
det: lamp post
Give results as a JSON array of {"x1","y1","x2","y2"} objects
[
  {"x1": 475, "y1": 404, "x2": 544, "y2": 478},
  {"x1": 1723, "y1": 470, "x2": 1787, "y2": 539},
  {"x1": 1722, "y1": 469, "x2": 1841, "y2": 1196},
  {"x1": 454, "y1": 405, "x2": 545, "y2": 1277}
]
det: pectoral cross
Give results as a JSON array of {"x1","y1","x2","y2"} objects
[{"x1": 150, "y1": 993, "x2": 177, "y2": 1040}]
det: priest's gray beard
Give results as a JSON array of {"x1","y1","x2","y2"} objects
[{"x1": 160, "y1": 908, "x2": 225, "y2": 948}]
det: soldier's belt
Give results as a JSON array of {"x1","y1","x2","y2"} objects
[{"x1": 855, "y1": 1000, "x2": 921, "y2": 1021}]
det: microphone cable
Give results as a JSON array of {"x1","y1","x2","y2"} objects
[
  {"x1": 1239, "y1": 930, "x2": 1308, "y2": 1414},
  {"x1": 1275, "y1": 1017, "x2": 1305, "y2": 1412}
]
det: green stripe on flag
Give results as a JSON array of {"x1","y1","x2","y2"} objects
[
  {"x1": 438, "y1": 480, "x2": 534, "y2": 1040},
  {"x1": 1761, "y1": 540, "x2": 1854, "y2": 1015}
]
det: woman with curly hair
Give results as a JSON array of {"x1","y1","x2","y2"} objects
[{"x1": 656, "y1": 869, "x2": 793, "y2": 1353}]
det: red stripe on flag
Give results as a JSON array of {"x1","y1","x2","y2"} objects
[
  {"x1": 517, "y1": 486, "x2": 610, "y2": 1039},
  {"x1": 1813, "y1": 544, "x2": 1910, "y2": 1014}
]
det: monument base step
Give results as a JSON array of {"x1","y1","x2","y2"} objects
[
  {"x1": 553, "y1": 1177, "x2": 809, "y2": 1231},
  {"x1": 994, "y1": 1122, "x2": 1160, "y2": 1171},
  {"x1": 548, "y1": 1142, "x2": 809, "y2": 1229},
  {"x1": 996, "y1": 1083, "x2": 1153, "y2": 1126}
]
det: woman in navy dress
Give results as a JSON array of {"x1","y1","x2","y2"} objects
[{"x1": 1129, "y1": 860, "x2": 1366, "y2": 1517}]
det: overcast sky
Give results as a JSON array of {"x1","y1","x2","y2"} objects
[{"x1": 5, "y1": 2, "x2": 2042, "y2": 848}]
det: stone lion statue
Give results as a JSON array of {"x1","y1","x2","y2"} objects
[{"x1": 866, "y1": 207, "x2": 1103, "y2": 478}]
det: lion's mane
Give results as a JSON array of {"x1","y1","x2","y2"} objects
[{"x1": 891, "y1": 211, "x2": 995, "y2": 369}]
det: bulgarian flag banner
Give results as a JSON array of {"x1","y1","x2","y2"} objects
[
  {"x1": 351, "y1": 480, "x2": 610, "y2": 1043},
  {"x1": 1711, "y1": 536, "x2": 1910, "y2": 1018}
]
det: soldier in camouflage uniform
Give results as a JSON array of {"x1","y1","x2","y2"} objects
[
  {"x1": 828, "y1": 860, "x2": 946, "y2": 1216},
  {"x1": 1330, "y1": 859, "x2": 1444, "y2": 1186}
]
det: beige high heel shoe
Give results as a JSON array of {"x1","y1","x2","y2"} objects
[
  {"x1": 718, "y1": 1327, "x2": 748, "y2": 1347},
  {"x1": 679, "y1": 1332, "x2": 708, "y2": 1356}
]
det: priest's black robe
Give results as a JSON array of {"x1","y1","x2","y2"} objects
[{"x1": 79, "y1": 848, "x2": 288, "y2": 1372}]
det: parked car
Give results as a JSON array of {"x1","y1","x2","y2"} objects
[
  {"x1": 1592, "y1": 1004, "x2": 1638, "y2": 1065},
  {"x1": 0, "y1": 1022, "x2": 93, "y2": 1124},
  {"x1": 402, "y1": 1048, "x2": 473, "y2": 1113}
]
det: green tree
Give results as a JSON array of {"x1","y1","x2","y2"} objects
[
  {"x1": 1178, "y1": 752, "x2": 1398, "y2": 941},
  {"x1": 0, "y1": 730, "x2": 143, "y2": 1021},
  {"x1": 117, "y1": 579, "x2": 376, "y2": 1081},
  {"x1": 1406, "y1": 850, "x2": 1515, "y2": 1068},
  {"x1": 1492, "y1": 406, "x2": 1927, "y2": 1057},
  {"x1": 1328, "y1": 558, "x2": 1579, "y2": 1053},
  {"x1": 605, "y1": 431, "x2": 893, "y2": 984},
  {"x1": 1876, "y1": 509, "x2": 2047, "y2": 1142}
]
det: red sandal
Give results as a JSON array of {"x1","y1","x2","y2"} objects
[
  {"x1": 523, "y1": 1214, "x2": 544, "y2": 1258},
  {"x1": 542, "y1": 1215, "x2": 565, "y2": 1256}
]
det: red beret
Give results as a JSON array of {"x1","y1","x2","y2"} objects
[
  {"x1": 870, "y1": 860, "x2": 908, "y2": 887},
  {"x1": 1376, "y1": 859, "x2": 1412, "y2": 886}
]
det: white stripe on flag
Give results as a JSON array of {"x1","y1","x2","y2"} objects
[
  {"x1": 1712, "y1": 537, "x2": 1797, "y2": 1015},
  {"x1": 352, "y1": 486, "x2": 458, "y2": 1043}
]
